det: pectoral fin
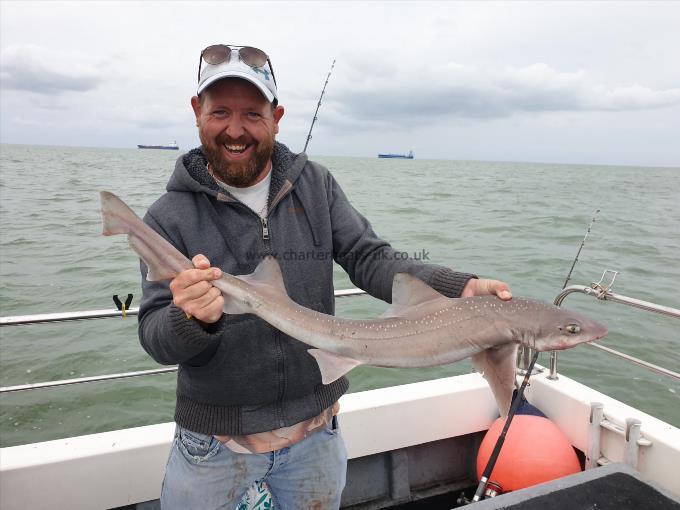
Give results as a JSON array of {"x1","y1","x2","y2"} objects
[
  {"x1": 308, "y1": 349, "x2": 362, "y2": 384},
  {"x1": 472, "y1": 343, "x2": 518, "y2": 417}
]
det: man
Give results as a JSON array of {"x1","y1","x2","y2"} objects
[{"x1": 138, "y1": 44, "x2": 512, "y2": 510}]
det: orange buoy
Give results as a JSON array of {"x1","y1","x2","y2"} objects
[{"x1": 476, "y1": 415, "x2": 581, "y2": 494}]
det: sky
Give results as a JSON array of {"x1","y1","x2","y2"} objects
[{"x1": 1, "y1": 1, "x2": 679, "y2": 166}]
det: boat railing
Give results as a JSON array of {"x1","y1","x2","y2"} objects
[
  {"x1": 0, "y1": 288, "x2": 367, "y2": 326},
  {"x1": 519, "y1": 269, "x2": 680, "y2": 381},
  {"x1": 1, "y1": 272, "x2": 678, "y2": 394},
  {"x1": 0, "y1": 288, "x2": 366, "y2": 393}
]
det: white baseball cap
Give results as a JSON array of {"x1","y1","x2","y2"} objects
[{"x1": 197, "y1": 45, "x2": 277, "y2": 102}]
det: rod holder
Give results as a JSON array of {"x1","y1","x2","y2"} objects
[
  {"x1": 587, "y1": 402, "x2": 604, "y2": 469},
  {"x1": 625, "y1": 418, "x2": 642, "y2": 470}
]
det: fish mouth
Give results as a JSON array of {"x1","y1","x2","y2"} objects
[
  {"x1": 596, "y1": 321, "x2": 608, "y2": 337},
  {"x1": 590, "y1": 324, "x2": 609, "y2": 342}
]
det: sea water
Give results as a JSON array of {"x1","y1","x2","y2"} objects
[{"x1": 1, "y1": 144, "x2": 678, "y2": 447}]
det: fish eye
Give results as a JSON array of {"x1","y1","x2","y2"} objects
[{"x1": 566, "y1": 324, "x2": 581, "y2": 334}]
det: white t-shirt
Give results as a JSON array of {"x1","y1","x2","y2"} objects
[{"x1": 212, "y1": 166, "x2": 271, "y2": 218}]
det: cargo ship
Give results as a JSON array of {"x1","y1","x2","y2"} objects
[
  {"x1": 378, "y1": 150, "x2": 414, "y2": 159},
  {"x1": 137, "y1": 141, "x2": 179, "y2": 150}
]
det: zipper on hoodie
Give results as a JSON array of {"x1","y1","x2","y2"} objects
[
  {"x1": 258, "y1": 179, "x2": 293, "y2": 251},
  {"x1": 261, "y1": 216, "x2": 270, "y2": 241},
  {"x1": 259, "y1": 180, "x2": 295, "y2": 250},
  {"x1": 260, "y1": 213, "x2": 272, "y2": 255}
]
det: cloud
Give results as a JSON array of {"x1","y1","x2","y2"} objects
[
  {"x1": 102, "y1": 103, "x2": 190, "y2": 130},
  {"x1": 0, "y1": 44, "x2": 102, "y2": 94},
  {"x1": 329, "y1": 60, "x2": 680, "y2": 127}
]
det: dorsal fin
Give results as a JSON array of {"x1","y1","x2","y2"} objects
[
  {"x1": 381, "y1": 273, "x2": 445, "y2": 318},
  {"x1": 224, "y1": 256, "x2": 288, "y2": 314},
  {"x1": 237, "y1": 256, "x2": 287, "y2": 294},
  {"x1": 392, "y1": 273, "x2": 443, "y2": 306}
]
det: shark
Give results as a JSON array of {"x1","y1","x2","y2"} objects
[{"x1": 100, "y1": 191, "x2": 608, "y2": 416}]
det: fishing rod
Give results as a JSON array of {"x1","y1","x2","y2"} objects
[
  {"x1": 563, "y1": 209, "x2": 600, "y2": 289},
  {"x1": 467, "y1": 209, "x2": 601, "y2": 504},
  {"x1": 471, "y1": 353, "x2": 539, "y2": 503},
  {"x1": 303, "y1": 59, "x2": 335, "y2": 153}
]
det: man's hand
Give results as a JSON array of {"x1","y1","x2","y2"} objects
[
  {"x1": 169, "y1": 254, "x2": 224, "y2": 323},
  {"x1": 461, "y1": 278, "x2": 512, "y2": 301}
]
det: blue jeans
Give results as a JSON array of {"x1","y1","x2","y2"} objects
[{"x1": 160, "y1": 420, "x2": 347, "y2": 510}]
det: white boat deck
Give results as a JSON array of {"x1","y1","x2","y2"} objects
[{"x1": 1, "y1": 368, "x2": 679, "y2": 509}]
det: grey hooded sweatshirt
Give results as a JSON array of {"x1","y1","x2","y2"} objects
[{"x1": 138, "y1": 142, "x2": 476, "y2": 435}]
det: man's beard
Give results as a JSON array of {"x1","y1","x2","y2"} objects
[{"x1": 200, "y1": 131, "x2": 274, "y2": 187}]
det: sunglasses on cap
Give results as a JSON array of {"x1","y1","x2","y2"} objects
[{"x1": 198, "y1": 45, "x2": 278, "y2": 87}]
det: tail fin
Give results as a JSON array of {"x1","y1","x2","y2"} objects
[
  {"x1": 99, "y1": 191, "x2": 193, "y2": 281},
  {"x1": 101, "y1": 191, "x2": 136, "y2": 236}
]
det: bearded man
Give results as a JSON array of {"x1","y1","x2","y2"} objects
[{"x1": 138, "y1": 44, "x2": 512, "y2": 510}]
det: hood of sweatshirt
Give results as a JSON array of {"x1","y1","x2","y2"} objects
[{"x1": 166, "y1": 141, "x2": 308, "y2": 205}]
